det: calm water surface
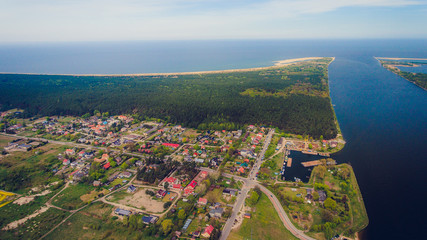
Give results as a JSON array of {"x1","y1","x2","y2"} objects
[{"x1": 0, "y1": 40, "x2": 426, "y2": 239}]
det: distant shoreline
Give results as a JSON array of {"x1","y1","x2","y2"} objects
[
  {"x1": 375, "y1": 57, "x2": 427, "y2": 61},
  {"x1": 0, "y1": 57, "x2": 329, "y2": 77}
]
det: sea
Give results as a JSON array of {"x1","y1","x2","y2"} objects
[{"x1": 1, "y1": 39, "x2": 426, "y2": 239}]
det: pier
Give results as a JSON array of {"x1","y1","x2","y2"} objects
[
  {"x1": 287, "y1": 158, "x2": 292, "y2": 167},
  {"x1": 301, "y1": 160, "x2": 322, "y2": 167},
  {"x1": 301, "y1": 159, "x2": 336, "y2": 167}
]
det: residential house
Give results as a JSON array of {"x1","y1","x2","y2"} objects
[
  {"x1": 120, "y1": 171, "x2": 132, "y2": 178},
  {"x1": 201, "y1": 225, "x2": 214, "y2": 238},
  {"x1": 223, "y1": 188, "x2": 238, "y2": 196},
  {"x1": 127, "y1": 185, "x2": 137, "y2": 193},
  {"x1": 65, "y1": 149, "x2": 75, "y2": 155},
  {"x1": 156, "y1": 189, "x2": 167, "y2": 198},
  {"x1": 142, "y1": 215, "x2": 158, "y2": 224},
  {"x1": 114, "y1": 208, "x2": 131, "y2": 217},
  {"x1": 209, "y1": 208, "x2": 224, "y2": 218},
  {"x1": 198, "y1": 197, "x2": 208, "y2": 206}
]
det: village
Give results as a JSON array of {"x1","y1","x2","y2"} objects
[{"x1": 0, "y1": 109, "x2": 353, "y2": 240}]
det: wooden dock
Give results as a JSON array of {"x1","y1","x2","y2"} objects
[
  {"x1": 301, "y1": 150, "x2": 318, "y2": 155},
  {"x1": 301, "y1": 160, "x2": 322, "y2": 167},
  {"x1": 301, "y1": 159, "x2": 336, "y2": 167},
  {"x1": 287, "y1": 158, "x2": 292, "y2": 167}
]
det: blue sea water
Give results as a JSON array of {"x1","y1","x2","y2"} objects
[{"x1": 0, "y1": 40, "x2": 426, "y2": 239}]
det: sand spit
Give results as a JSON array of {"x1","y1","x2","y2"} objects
[
  {"x1": 375, "y1": 57, "x2": 427, "y2": 61},
  {"x1": 0, "y1": 57, "x2": 330, "y2": 77}
]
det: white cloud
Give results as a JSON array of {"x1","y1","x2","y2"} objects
[{"x1": 0, "y1": 0, "x2": 424, "y2": 41}]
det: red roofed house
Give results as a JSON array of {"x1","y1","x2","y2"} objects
[
  {"x1": 162, "y1": 143, "x2": 180, "y2": 149},
  {"x1": 197, "y1": 171, "x2": 208, "y2": 180},
  {"x1": 238, "y1": 167, "x2": 245, "y2": 174},
  {"x1": 198, "y1": 197, "x2": 208, "y2": 206},
  {"x1": 201, "y1": 225, "x2": 214, "y2": 238},
  {"x1": 173, "y1": 184, "x2": 182, "y2": 190},
  {"x1": 163, "y1": 177, "x2": 180, "y2": 186},
  {"x1": 188, "y1": 180, "x2": 197, "y2": 189},
  {"x1": 103, "y1": 162, "x2": 111, "y2": 170},
  {"x1": 78, "y1": 151, "x2": 85, "y2": 157},
  {"x1": 183, "y1": 180, "x2": 198, "y2": 196},
  {"x1": 184, "y1": 188, "x2": 194, "y2": 195},
  {"x1": 94, "y1": 153, "x2": 109, "y2": 163},
  {"x1": 118, "y1": 115, "x2": 128, "y2": 121},
  {"x1": 65, "y1": 149, "x2": 75, "y2": 155}
]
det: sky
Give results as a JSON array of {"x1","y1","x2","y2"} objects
[{"x1": 0, "y1": 0, "x2": 427, "y2": 42}]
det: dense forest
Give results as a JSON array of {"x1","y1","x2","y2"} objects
[{"x1": 0, "y1": 58, "x2": 338, "y2": 139}]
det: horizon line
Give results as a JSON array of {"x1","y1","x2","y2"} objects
[{"x1": 0, "y1": 57, "x2": 332, "y2": 77}]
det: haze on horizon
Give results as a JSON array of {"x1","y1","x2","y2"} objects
[{"x1": 1, "y1": 0, "x2": 427, "y2": 43}]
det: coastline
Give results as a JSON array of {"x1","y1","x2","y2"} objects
[
  {"x1": 375, "y1": 57, "x2": 427, "y2": 91},
  {"x1": 375, "y1": 57, "x2": 427, "y2": 61},
  {"x1": 327, "y1": 57, "x2": 346, "y2": 152},
  {"x1": 0, "y1": 57, "x2": 327, "y2": 77}
]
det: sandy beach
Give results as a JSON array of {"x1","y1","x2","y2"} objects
[
  {"x1": 0, "y1": 57, "x2": 331, "y2": 77},
  {"x1": 375, "y1": 57, "x2": 427, "y2": 61}
]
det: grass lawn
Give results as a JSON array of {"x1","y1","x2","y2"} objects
[
  {"x1": 0, "y1": 135, "x2": 15, "y2": 148},
  {"x1": 228, "y1": 193, "x2": 298, "y2": 240},
  {"x1": 0, "y1": 207, "x2": 69, "y2": 240},
  {"x1": 52, "y1": 184, "x2": 94, "y2": 210},
  {"x1": 106, "y1": 190, "x2": 129, "y2": 202},
  {"x1": 345, "y1": 164, "x2": 369, "y2": 235}
]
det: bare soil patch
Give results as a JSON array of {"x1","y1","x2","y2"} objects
[
  {"x1": 14, "y1": 189, "x2": 51, "y2": 205},
  {"x1": 117, "y1": 189, "x2": 164, "y2": 213}
]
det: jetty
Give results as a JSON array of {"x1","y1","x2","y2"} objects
[
  {"x1": 301, "y1": 160, "x2": 322, "y2": 167},
  {"x1": 301, "y1": 159, "x2": 336, "y2": 167},
  {"x1": 287, "y1": 158, "x2": 292, "y2": 167},
  {"x1": 318, "y1": 152, "x2": 330, "y2": 157},
  {"x1": 301, "y1": 150, "x2": 318, "y2": 155}
]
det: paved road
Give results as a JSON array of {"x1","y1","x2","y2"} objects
[
  {"x1": 219, "y1": 129, "x2": 274, "y2": 240},
  {"x1": 257, "y1": 184, "x2": 316, "y2": 240},
  {"x1": 0, "y1": 133, "x2": 146, "y2": 159}
]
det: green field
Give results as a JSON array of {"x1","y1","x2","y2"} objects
[
  {"x1": 0, "y1": 139, "x2": 68, "y2": 192},
  {"x1": 0, "y1": 207, "x2": 69, "y2": 240},
  {"x1": 52, "y1": 184, "x2": 94, "y2": 210},
  {"x1": 0, "y1": 188, "x2": 62, "y2": 230},
  {"x1": 228, "y1": 193, "x2": 298, "y2": 240},
  {"x1": 45, "y1": 202, "x2": 160, "y2": 240}
]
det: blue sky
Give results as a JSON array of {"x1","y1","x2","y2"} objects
[{"x1": 0, "y1": 0, "x2": 426, "y2": 42}]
